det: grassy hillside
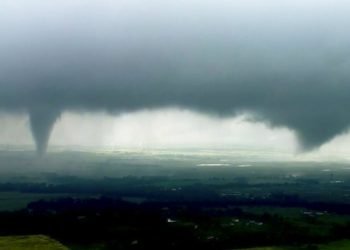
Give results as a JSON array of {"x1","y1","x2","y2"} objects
[{"x1": 0, "y1": 235, "x2": 68, "y2": 250}]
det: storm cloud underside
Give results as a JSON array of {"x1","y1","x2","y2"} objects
[{"x1": 1, "y1": 0, "x2": 350, "y2": 153}]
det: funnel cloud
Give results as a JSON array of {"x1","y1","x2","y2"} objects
[
  {"x1": 29, "y1": 108, "x2": 60, "y2": 155},
  {"x1": 1, "y1": 0, "x2": 350, "y2": 153}
]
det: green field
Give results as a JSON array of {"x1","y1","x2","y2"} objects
[
  {"x1": 0, "y1": 235, "x2": 68, "y2": 250},
  {"x1": 0, "y1": 192, "x2": 72, "y2": 211},
  {"x1": 319, "y1": 240, "x2": 350, "y2": 250},
  {"x1": 1, "y1": 150, "x2": 350, "y2": 249}
]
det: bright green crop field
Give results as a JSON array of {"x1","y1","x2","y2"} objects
[{"x1": 0, "y1": 235, "x2": 68, "y2": 250}]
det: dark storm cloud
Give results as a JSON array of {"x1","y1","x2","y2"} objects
[{"x1": 1, "y1": 0, "x2": 350, "y2": 153}]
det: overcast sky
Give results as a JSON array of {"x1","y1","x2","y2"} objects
[{"x1": 1, "y1": 0, "x2": 350, "y2": 155}]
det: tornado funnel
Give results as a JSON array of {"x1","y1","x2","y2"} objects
[{"x1": 29, "y1": 108, "x2": 60, "y2": 156}]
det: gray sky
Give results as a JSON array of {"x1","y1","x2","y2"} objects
[{"x1": 1, "y1": 0, "x2": 350, "y2": 154}]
